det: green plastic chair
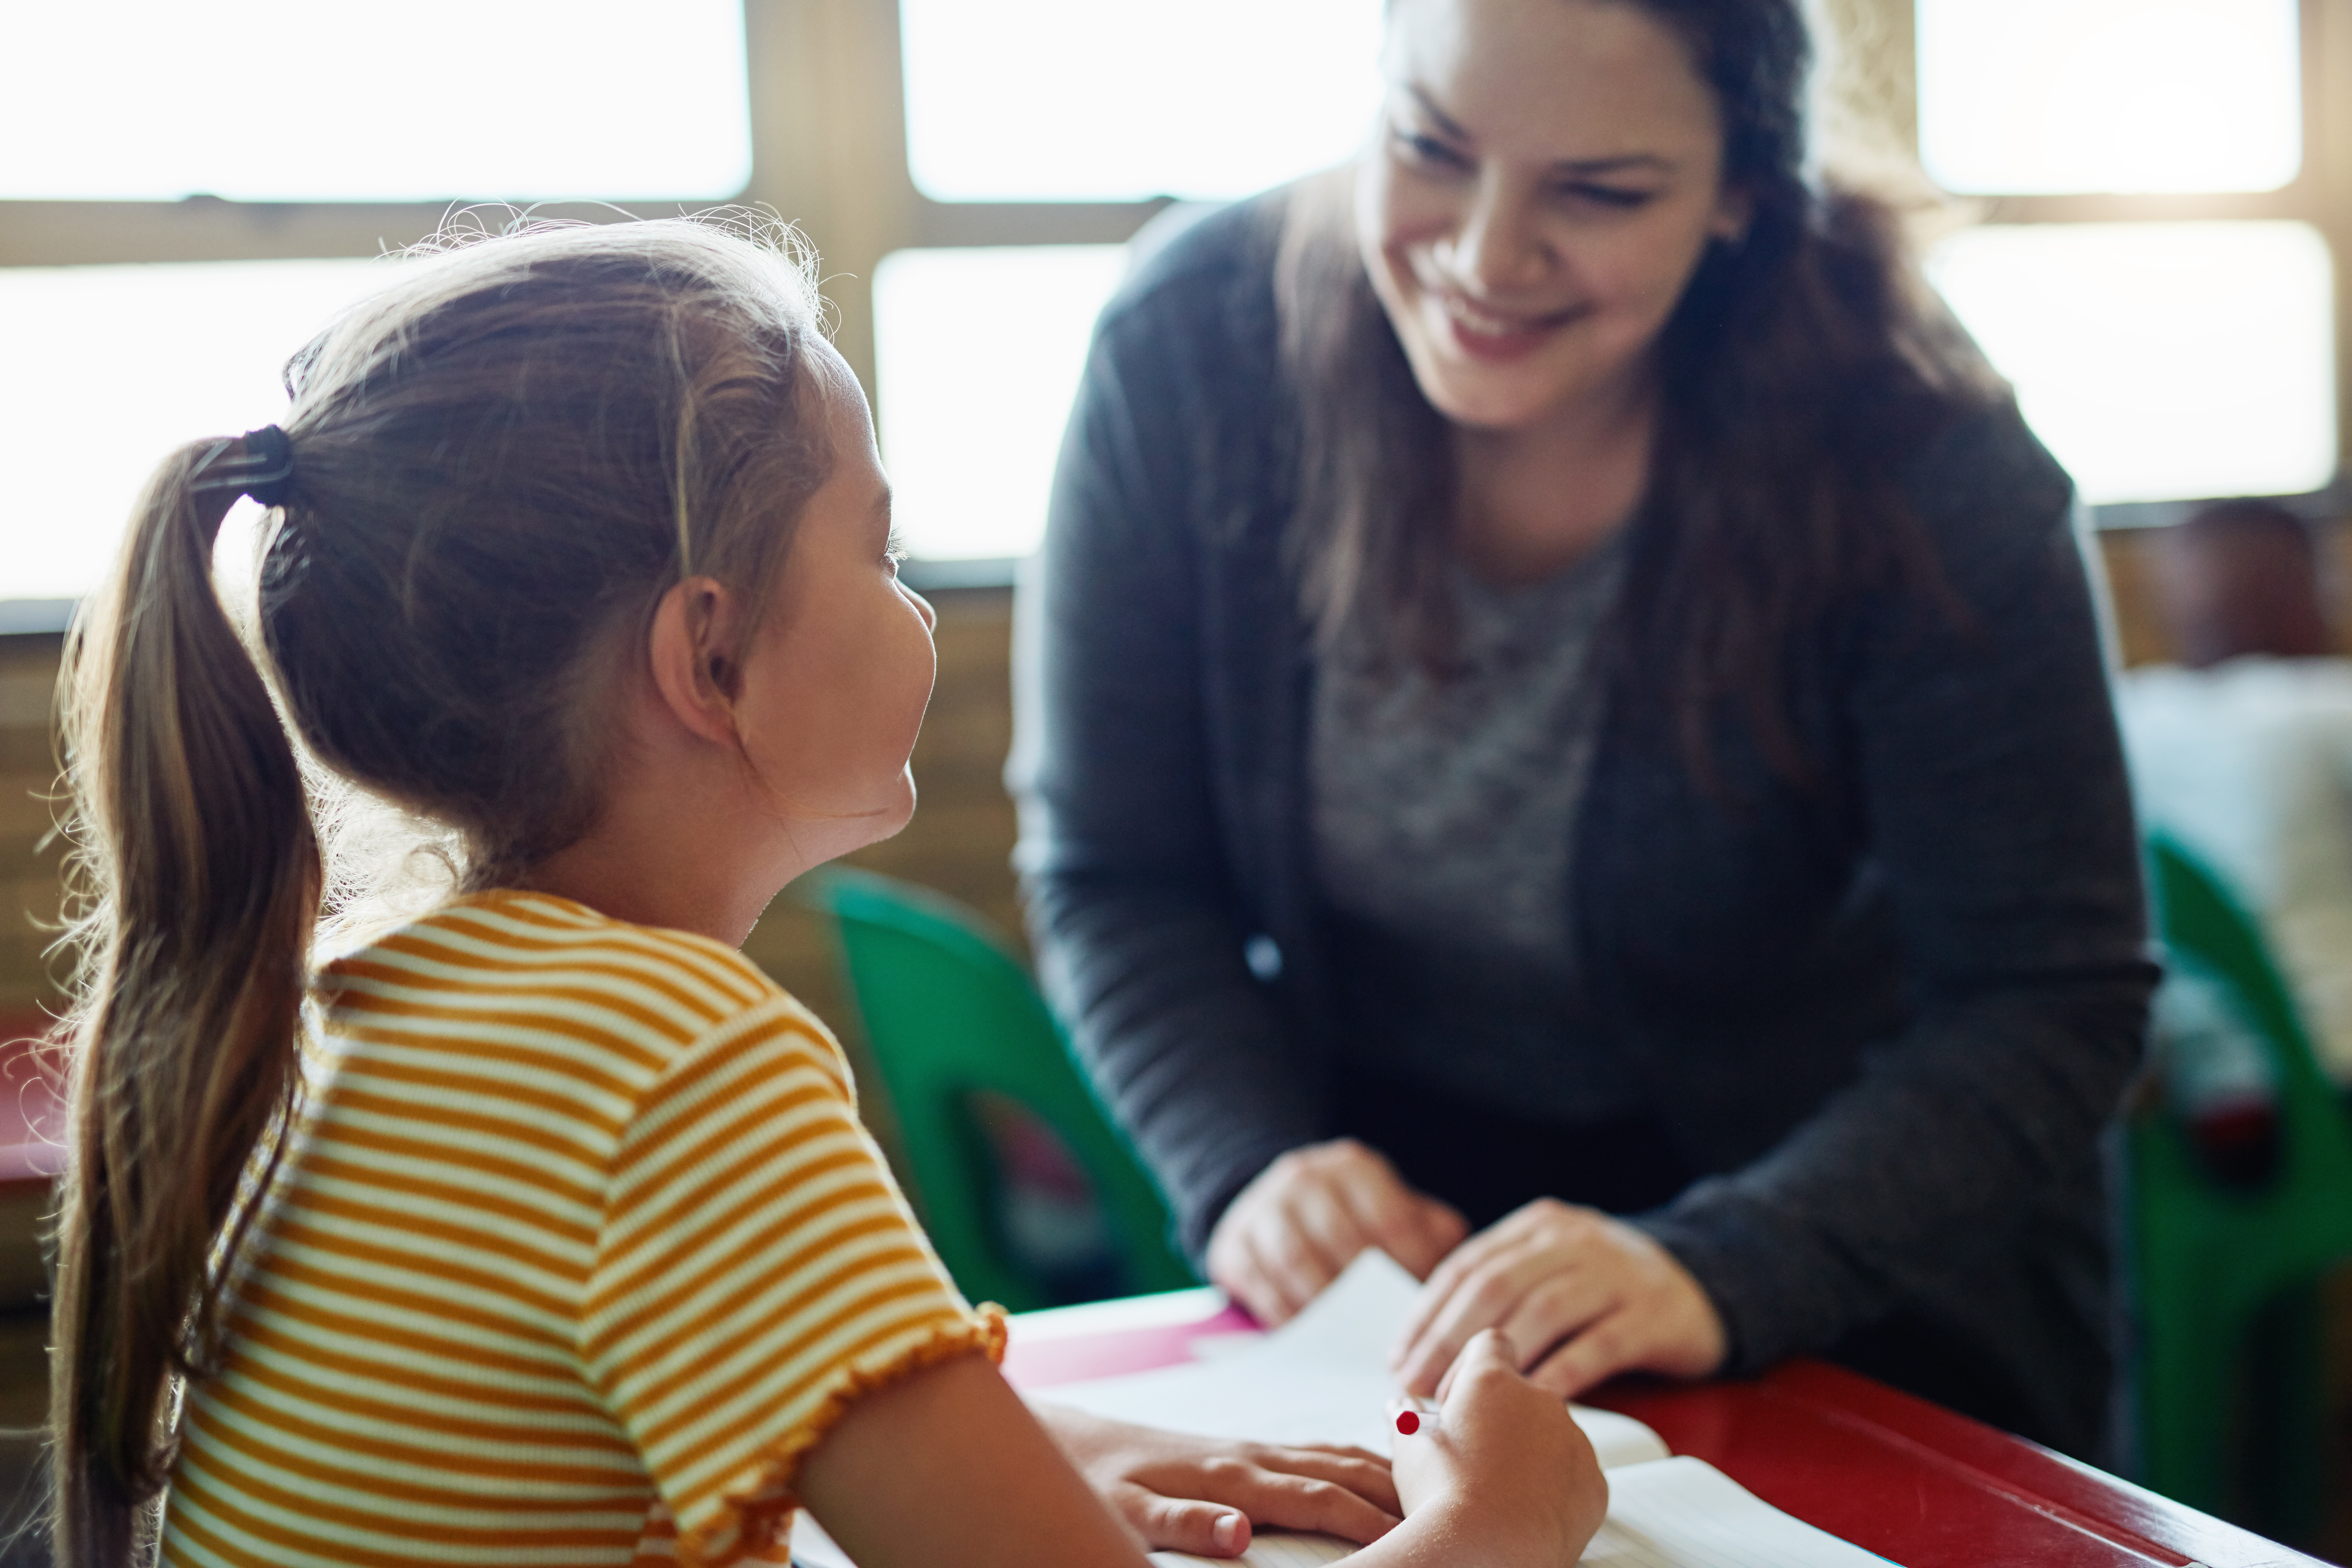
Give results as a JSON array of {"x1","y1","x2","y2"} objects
[
  {"x1": 801, "y1": 867, "x2": 1196, "y2": 1312},
  {"x1": 2128, "y1": 834, "x2": 2352, "y2": 1534}
]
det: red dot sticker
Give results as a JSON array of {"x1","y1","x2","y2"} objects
[{"x1": 1395, "y1": 1410, "x2": 1420, "y2": 1436}]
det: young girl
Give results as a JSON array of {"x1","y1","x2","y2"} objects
[{"x1": 48, "y1": 219, "x2": 1603, "y2": 1568}]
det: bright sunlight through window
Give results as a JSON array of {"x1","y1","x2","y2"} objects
[
  {"x1": 0, "y1": 260, "x2": 409, "y2": 601},
  {"x1": 0, "y1": 1, "x2": 750, "y2": 202},
  {"x1": 1929, "y1": 222, "x2": 2336, "y2": 506},
  {"x1": 873, "y1": 246, "x2": 1131, "y2": 560},
  {"x1": 900, "y1": 0, "x2": 1384, "y2": 202},
  {"x1": 1917, "y1": 0, "x2": 2300, "y2": 195}
]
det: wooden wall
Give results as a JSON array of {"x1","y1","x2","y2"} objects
[{"x1": 8, "y1": 530, "x2": 2352, "y2": 1035}]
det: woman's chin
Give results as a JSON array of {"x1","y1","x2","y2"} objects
[{"x1": 1420, "y1": 380, "x2": 1571, "y2": 434}]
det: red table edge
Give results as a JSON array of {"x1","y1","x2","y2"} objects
[
  {"x1": 1588, "y1": 1359, "x2": 2335, "y2": 1568},
  {"x1": 1003, "y1": 1300, "x2": 2334, "y2": 1568}
]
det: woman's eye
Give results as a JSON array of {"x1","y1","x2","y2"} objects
[
  {"x1": 1558, "y1": 183, "x2": 1655, "y2": 210},
  {"x1": 1394, "y1": 128, "x2": 1467, "y2": 170},
  {"x1": 884, "y1": 531, "x2": 908, "y2": 574}
]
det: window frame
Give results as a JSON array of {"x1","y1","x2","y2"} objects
[{"x1": 1906, "y1": 0, "x2": 2350, "y2": 527}]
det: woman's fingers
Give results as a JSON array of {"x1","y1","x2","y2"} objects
[
  {"x1": 1523, "y1": 1228, "x2": 1728, "y2": 1397},
  {"x1": 1207, "y1": 1139, "x2": 1445, "y2": 1324},
  {"x1": 1392, "y1": 1199, "x2": 1732, "y2": 1399},
  {"x1": 1333, "y1": 1162, "x2": 1464, "y2": 1280},
  {"x1": 1392, "y1": 1199, "x2": 1550, "y2": 1359},
  {"x1": 1410, "y1": 1196, "x2": 1472, "y2": 1274},
  {"x1": 1392, "y1": 1235, "x2": 1553, "y2": 1395}
]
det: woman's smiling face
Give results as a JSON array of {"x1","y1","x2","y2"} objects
[{"x1": 1358, "y1": 0, "x2": 1749, "y2": 433}]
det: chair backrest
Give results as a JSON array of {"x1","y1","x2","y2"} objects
[
  {"x1": 801, "y1": 867, "x2": 1195, "y2": 1311},
  {"x1": 2128, "y1": 834, "x2": 2352, "y2": 1516}
]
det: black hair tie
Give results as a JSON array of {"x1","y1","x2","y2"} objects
[{"x1": 191, "y1": 425, "x2": 296, "y2": 508}]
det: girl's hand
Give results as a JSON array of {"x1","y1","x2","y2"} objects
[
  {"x1": 1392, "y1": 1198, "x2": 1726, "y2": 1398},
  {"x1": 1205, "y1": 1139, "x2": 1469, "y2": 1324},
  {"x1": 1036, "y1": 1406, "x2": 1400, "y2": 1558},
  {"x1": 1386, "y1": 1330, "x2": 1608, "y2": 1567}
]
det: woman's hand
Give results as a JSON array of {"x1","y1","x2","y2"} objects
[
  {"x1": 1392, "y1": 1199, "x2": 1726, "y2": 1398},
  {"x1": 1380, "y1": 1330, "x2": 1608, "y2": 1568},
  {"x1": 1205, "y1": 1140, "x2": 1469, "y2": 1324},
  {"x1": 1035, "y1": 1406, "x2": 1400, "y2": 1558}
]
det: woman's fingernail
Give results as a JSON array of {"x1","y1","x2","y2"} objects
[{"x1": 1213, "y1": 1512, "x2": 1243, "y2": 1551}]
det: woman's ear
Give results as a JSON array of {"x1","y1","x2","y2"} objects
[
  {"x1": 646, "y1": 576, "x2": 748, "y2": 747},
  {"x1": 1710, "y1": 184, "x2": 1755, "y2": 246}
]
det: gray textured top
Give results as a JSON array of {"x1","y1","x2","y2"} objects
[{"x1": 1309, "y1": 538, "x2": 1637, "y2": 1120}]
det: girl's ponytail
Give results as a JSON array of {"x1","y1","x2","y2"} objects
[{"x1": 51, "y1": 436, "x2": 320, "y2": 1566}]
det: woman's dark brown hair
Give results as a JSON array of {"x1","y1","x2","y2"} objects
[
  {"x1": 47, "y1": 217, "x2": 832, "y2": 1565},
  {"x1": 1278, "y1": 0, "x2": 2002, "y2": 776}
]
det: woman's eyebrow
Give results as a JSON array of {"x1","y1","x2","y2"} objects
[
  {"x1": 1405, "y1": 85, "x2": 1473, "y2": 142},
  {"x1": 1404, "y1": 86, "x2": 1675, "y2": 177},
  {"x1": 1549, "y1": 153, "x2": 1675, "y2": 176}
]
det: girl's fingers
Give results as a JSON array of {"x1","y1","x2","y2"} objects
[
  {"x1": 1123, "y1": 1488, "x2": 1253, "y2": 1558},
  {"x1": 1241, "y1": 1445, "x2": 1402, "y2": 1514},
  {"x1": 1435, "y1": 1326, "x2": 1520, "y2": 1406},
  {"x1": 1221, "y1": 1470, "x2": 1402, "y2": 1545}
]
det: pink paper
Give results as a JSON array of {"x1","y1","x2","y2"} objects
[{"x1": 1002, "y1": 1301, "x2": 1259, "y2": 1389}]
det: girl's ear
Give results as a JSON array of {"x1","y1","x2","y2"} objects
[{"x1": 647, "y1": 576, "x2": 748, "y2": 747}]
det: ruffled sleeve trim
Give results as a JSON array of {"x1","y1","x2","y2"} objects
[{"x1": 674, "y1": 1303, "x2": 1010, "y2": 1568}]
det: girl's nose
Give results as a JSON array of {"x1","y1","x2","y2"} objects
[{"x1": 908, "y1": 586, "x2": 937, "y2": 632}]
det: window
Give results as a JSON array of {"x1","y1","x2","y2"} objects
[
  {"x1": 898, "y1": 0, "x2": 1382, "y2": 203},
  {"x1": 1928, "y1": 222, "x2": 2336, "y2": 505},
  {"x1": 1917, "y1": 0, "x2": 2300, "y2": 195},
  {"x1": 873, "y1": 246, "x2": 1129, "y2": 562},
  {"x1": 0, "y1": 259, "x2": 407, "y2": 600},
  {"x1": 2, "y1": 1, "x2": 751, "y2": 203},
  {"x1": 883, "y1": 0, "x2": 1384, "y2": 560},
  {"x1": 1916, "y1": 0, "x2": 2337, "y2": 515}
]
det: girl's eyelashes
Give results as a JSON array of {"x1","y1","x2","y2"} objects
[{"x1": 884, "y1": 529, "x2": 908, "y2": 573}]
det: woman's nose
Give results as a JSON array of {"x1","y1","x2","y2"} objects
[{"x1": 1445, "y1": 175, "x2": 1551, "y2": 296}]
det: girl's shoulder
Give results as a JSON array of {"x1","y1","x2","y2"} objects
[{"x1": 315, "y1": 888, "x2": 846, "y2": 1098}]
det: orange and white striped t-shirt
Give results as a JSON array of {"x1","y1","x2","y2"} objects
[{"x1": 160, "y1": 890, "x2": 1003, "y2": 1568}]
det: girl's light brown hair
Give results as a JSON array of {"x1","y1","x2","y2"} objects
[{"x1": 47, "y1": 216, "x2": 833, "y2": 1565}]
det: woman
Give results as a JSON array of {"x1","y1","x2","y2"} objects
[{"x1": 1014, "y1": 0, "x2": 2152, "y2": 1456}]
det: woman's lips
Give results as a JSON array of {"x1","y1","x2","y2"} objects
[{"x1": 1433, "y1": 290, "x2": 1576, "y2": 362}]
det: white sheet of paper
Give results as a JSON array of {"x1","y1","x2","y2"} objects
[
  {"x1": 793, "y1": 1254, "x2": 1894, "y2": 1568},
  {"x1": 1145, "y1": 1455, "x2": 1899, "y2": 1568},
  {"x1": 1039, "y1": 1250, "x2": 1671, "y2": 1468}
]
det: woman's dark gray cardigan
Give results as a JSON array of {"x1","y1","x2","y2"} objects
[{"x1": 1011, "y1": 198, "x2": 2155, "y2": 1455}]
